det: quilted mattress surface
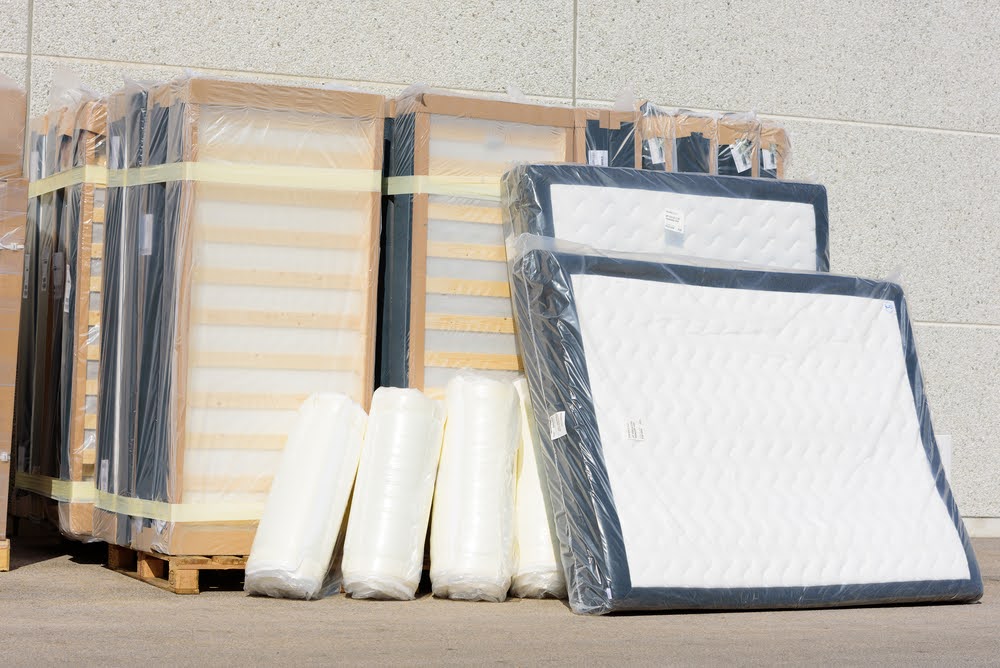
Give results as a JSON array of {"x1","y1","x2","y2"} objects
[
  {"x1": 503, "y1": 164, "x2": 830, "y2": 271},
  {"x1": 509, "y1": 241, "x2": 982, "y2": 614}
]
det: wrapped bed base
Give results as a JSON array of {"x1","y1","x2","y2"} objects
[{"x1": 509, "y1": 237, "x2": 983, "y2": 614}]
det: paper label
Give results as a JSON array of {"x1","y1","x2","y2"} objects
[
  {"x1": 549, "y1": 411, "x2": 567, "y2": 439},
  {"x1": 731, "y1": 139, "x2": 752, "y2": 173},
  {"x1": 140, "y1": 214, "x2": 153, "y2": 256},
  {"x1": 21, "y1": 253, "x2": 30, "y2": 298},
  {"x1": 0, "y1": 452, "x2": 9, "y2": 463},
  {"x1": 39, "y1": 256, "x2": 50, "y2": 292},
  {"x1": 762, "y1": 147, "x2": 777, "y2": 171},
  {"x1": 588, "y1": 150, "x2": 609, "y2": 167},
  {"x1": 883, "y1": 301, "x2": 896, "y2": 315},
  {"x1": 63, "y1": 269, "x2": 72, "y2": 314},
  {"x1": 646, "y1": 138, "x2": 665, "y2": 165},
  {"x1": 625, "y1": 419, "x2": 646, "y2": 441},
  {"x1": 663, "y1": 208, "x2": 685, "y2": 234},
  {"x1": 110, "y1": 136, "x2": 123, "y2": 170},
  {"x1": 99, "y1": 460, "x2": 109, "y2": 492}
]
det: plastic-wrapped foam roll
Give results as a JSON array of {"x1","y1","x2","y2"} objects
[
  {"x1": 430, "y1": 375, "x2": 520, "y2": 602},
  {"x1": 511, "y1": 378, "x2": 567, "y2": 599},
  {"x1": 342, "y1": 388, "x2": 446, "y2": 600},
  {"x1": 245, "y1": 393, "x2": 367, "y2": 600}
]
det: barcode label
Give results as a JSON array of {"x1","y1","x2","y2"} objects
[
  {"x1": 625, "y1": 419, "x2": 646, "y2": 441},
  {"x1": 663, "y1": 208, "x2": 685, "y2": 234},
  {"x1": 549, "y1": 411, "x2": 567, "y2": 439},
  {"x1": 647, "y1": 138, "x2": 665, "y2": 165},
  {"x1": 731, "y1": 139, "x2": 752, "y2": 173},
  {"x1": 588, "y1": 150, "x2": 609, "y2": 167},
  {"x1": 762, "y1": 147, "x2": 778, "y2": 170}
]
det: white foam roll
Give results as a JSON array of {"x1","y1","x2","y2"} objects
[
  {"x1": 511, "y1": 378, "x2": 567, "y2": 599},
  {"x1": 430, "y1": 374, "x2": 520, "y2": 602},
  {"x1": 245, "y1": 393, "x2": 367, "y2": 600},
  {"x1": 341, "y1": 387, "x2": 446, "y2": 600}
]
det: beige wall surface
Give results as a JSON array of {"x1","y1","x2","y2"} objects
[{"x1": 2, "y1": 1, "x2": 997, "y2": 524}]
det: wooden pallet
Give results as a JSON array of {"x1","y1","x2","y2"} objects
[
  {"x1": 106, "y1": 544, "x2": 247, "y2": 594},
  {"x1": 0, "y1": 539, "x2": 9, "y2": 572}
]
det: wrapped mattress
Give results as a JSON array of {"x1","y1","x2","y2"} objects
[{"x1": 508, "y1": 236, "x2": 983, "y2": 614}]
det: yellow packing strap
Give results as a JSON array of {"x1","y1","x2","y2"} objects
[
  {"x1": 95, "y1": 490, "x2": 265, "y2": 523},
  {"x1": 14, "y1": 472, "x2": 97, "y2": 504},
  {"x1": 384, "y1": 175, "x2": 502, "y2": 201},
  {"x1": 27, "y1": 165, "x2": 109, "y2": 198},
  {"x1": 101, "y1": 162, "x2": 382, "y2": 192}
]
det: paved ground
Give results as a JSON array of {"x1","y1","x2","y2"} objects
[{"x1": 0, "y1": 537, "x2": 997, "y2": 665}]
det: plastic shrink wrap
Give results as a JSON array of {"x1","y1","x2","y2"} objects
[
  {"x1": 717, "y1": 112, "x2": 760, "y2": 178},
  {"x1": 511, "y1": 378, "x2": 566, "y2": 599},
  {"x1": 92, "y1": 75, "x2": 384, "y2": 556},
  {"x1": 0, "y1": 74, "x2": 24, "y2": 178},
  {"x1": 12, "y1": 79, "x2": 105, "y2": 541},
  {"x1": 245, "y1": 393, "x2": 366, "y2": 599},
  {"x1": 759, "y1": 119, "x2": 792, "y2": 179},
  {"x1": 0, "y1": 177, "x2": 26, "y2": 544},
  {"x1": 342, "y1": 387, "x2": 446, "y2": 600},
  {"x1": 430, "y1": 374, "x2": 519, "y2": 601},
  {"x1": 380, "y1": 88, "x2": 577, "y2": 398},
  {"x1": 507, "y1": 234, "x2": 982, "y2": 614}
]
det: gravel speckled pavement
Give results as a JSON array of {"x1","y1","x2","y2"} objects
[{"x1": 0, "y1": 537, "x2": 997, "y2": 665}]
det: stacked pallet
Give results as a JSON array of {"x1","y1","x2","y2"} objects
[
  {"x1": 94, "y1": 77, "x2": 385, "y2": 556},
  {"x1": 11, "y1": 95, "x2": 107, "y2": 540},
  {"x1": 0, "y1": 76, "x2": 25, "y2": 570},
  {"x1": 381, "y1": 91, "x2": 577, "y2": 398}
]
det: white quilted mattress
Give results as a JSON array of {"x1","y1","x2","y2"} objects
[
  {"x1": 503, "y1": 164, "x2": 829, "y2": 271},
  {"x1": 509, "y1": 243, "x2": 982, "y2": 614}
]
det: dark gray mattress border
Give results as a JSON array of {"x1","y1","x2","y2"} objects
[{"x1": 510, "y1": 246, "x2": 982, "y2": 614}]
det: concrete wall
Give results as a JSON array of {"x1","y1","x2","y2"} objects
[{"x1": 2, "y1": 1, "x2": 996, "y2": 524}]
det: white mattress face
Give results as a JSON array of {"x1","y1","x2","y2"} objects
[
  {"x1": 550, "y1": 184, "x2": 818, "y2": 270},
  {"x1": 570, "y1": 273, "x2": 970, "y2": 589}
]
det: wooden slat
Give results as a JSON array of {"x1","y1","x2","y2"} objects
[
  {"x1": 198, "y1": 225, "x2": 364, "y2": 251},
  {"x1": 189, "y1": 392, "x2": 309, "y2": 410},
  {"x1": 193, "y1": 267, "x2": 361, "y2": 291},
  {"x1": 88, "y1": 311, "x2": 101, "y2": 326},
  {"x1": 427, "y1": 156, "x2": 509, "y2": 181},
  {"x1": 427, "y1": 202, "x2": 502, "y2": 225},
  {"x1": 425, "y1": 313, "x2": 514, "y2": 334},
  {"x1": 425, "y1": 277, "x2": 510, "y2": 298},
  {"x1": 86, "y1": 344, "x2": 100, "y2": 361},
  {"x1": 192, "y1": 308, "x2": 361, "y2": 330},
  {"x1": 186, "y1": 433, "x2": 288, "y2": 451},
  {"x1": 426, "y1": 242, "x2": 506, "y2": 263},
  {"x1": 81, "y1": 448, "x2": 96, "y2": 465},
  {"x1": 190, "y1": 351, "x2": 357, "y2": 372},
  {"x1": 89, "y1": 276, "x2": 102, "y2": 292},
  {"x1": 424, "y1": 351, "x2": 522, "y2": 371},
  {"x1": 91, "y1": 242, "x2": 103, "y2": 259},
  {"x1": 85, "y1": 379, "x2": 99, "y2": 395},
  {"x1": 84, "y1": 414, "x2": 97, "y2": 430}
]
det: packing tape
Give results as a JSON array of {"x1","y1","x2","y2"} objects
[
  {"x1": 27, "y1": 165, "x2": 108, "y2": 198},
  {"x1": 95, "y1": 490, "x2": 265, "y2": 523},
  {"x1": 384, "y1": 175, "x2": 502, "y2": 200},
  {"x1": 107, "y1": 163, "x2": 382, "y2": 192},
  {"x1": 14, "y1": 472, "x2": 97, "y2": 503}
]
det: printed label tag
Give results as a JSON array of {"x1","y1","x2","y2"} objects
[
  {"x1": 99, "y1": 460, "x2": 109, "y2": 492},
  {"x1": 646, "y1": 138, "x2": 665, "y2": 165},
  {"x1": 140, "y1": 214, "x2": 153, "y2": 256},
  {"x1": 663, "y1": 208, "x2": 685, "y2": 234},
  {"x1": 731, "y1": 139, "x2": 752, "y2": 173},
  {"x1": 588, "y1": 150, "x2": 609, "y2": 167},
  {"x1": 625, "y1": 419, "x2": 646, "y2": 441},
  {"x1": 0, "y1": 452, "x2": 9, "y2": 463},
  {"x1": 549, "y1": 411, "x2": 567, "y2": 439},
  {"x1": 883, "y1": 301, "x2": 896, "y2": 315},
  {"x1": 63, "y1": 270, "x2": 72, "y2": 314},
  {"x1": 762, "y1": 147, "x2": 778, "y2": 170},
  {"x1": 39, "y1": 256, "x2": 50, "y2": 292}
]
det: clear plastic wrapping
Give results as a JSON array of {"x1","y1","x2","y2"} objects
[
  {"x1": 430, "y1": 374, "x2": 519, "y2": 601},
  {"x1": 511, "y1": 378, "x2": 566, "y2": 599},
  {"x1": 0, "y1": 74, "x2": 25, "y2": 179},
  {"x1": 0, "y1": 177, "x2": 27, "y2": 540},
  {"x1": 92, "y1": 75, "x2": 385, "y2": 555},
  {"x1": 759, "y1": 119, "x2": 792, "y2": 179},
  {"x1": 717, "y1": 112, "x2": 760, "y2": 178},
  {"x1": 507, "y1": 234, "x2": 983, "y2": 614},
  {"x1": 673, "y1": 108, "x2": 719, "y2": 174},
  {"x1": 342, "y1": 387, "x2": 446, "y2": 600},
  {"x1": 244, "y1": 393, "x2": 366, "y2": 600},
  {"x1": 501, "y1": 163, "x2": 830, "y2": 272},
  {"x1": 380, "y1": 89, "x2": 577, "y2": 398},
  {"x1": 574, "y1": 107, "x2": 639, "y2": 169},
  {"x1": 11, "y1": 85, "x2": 105, "y2": 542}
]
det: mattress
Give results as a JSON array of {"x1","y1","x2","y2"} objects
[
  {"x1": 509, "y1": 239, "x2": 983, "y2": 614},
  {"x1": 503, "y1": 164, "x2": 829, "y2": 271}
]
